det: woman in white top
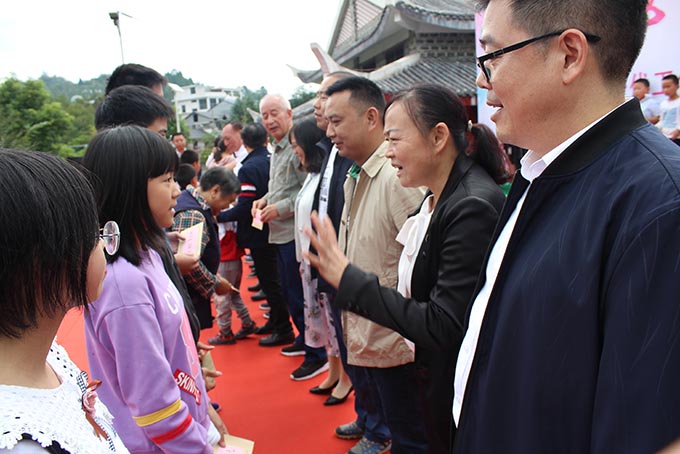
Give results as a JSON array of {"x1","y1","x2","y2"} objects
[
  {"x1": 0, "y1": 149, "x2": 127, "y2": 453},
  {"x1": 291, "y1": 119, "x2": 352, "y2": 405},
  {"x1": 304, "y1": 84, "x2": 508, "y2": 452}
]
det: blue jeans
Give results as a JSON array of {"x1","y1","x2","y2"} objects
[
  {"x1": 332, "y1": 301, "x2": 391, "y2": 444},
  {"x1": 276, "y1": 241, "x2": 326, "y2": 363}
]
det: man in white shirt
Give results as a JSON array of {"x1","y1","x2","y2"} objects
[
  {"x1": 452, "y1": 0, "x2": 680, "y2": 453},
  {"x1": 221, "y1": 122, "x2": 249, "y2": 171}
]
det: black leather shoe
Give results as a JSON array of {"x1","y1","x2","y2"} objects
[
  {"x1": 259, "y1": 331, "x2": 295, "y2": 347},
  {"x1": 247, "y1": 283, "x2": 261, "y2": 292},
  {"x1": 309, "y1": 380, "x2": 339, "y2": 395},
  {"x1": 251, "y1": 290, "x2": 267, "y2": 301},
  {"x1": 254, "y1": 324, "x2": 274, "y2": 335},
  {"x1": 324, "y1": 387, "x2": 353, "y2": 406}
]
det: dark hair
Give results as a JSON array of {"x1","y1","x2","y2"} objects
[
  {"x1": 467, "y1": 123, "x2": 512, "y2": 184},
  {"x1": 325, "y1": 76, "x2": 385, "y2": 121},
  {"x1": 290, "y1": 119, "x2": 326, "y2": 173},
  {"x1": 171, "y1": 132, "x2": 185, "y2": 140},
  {"x1": 199, "y1": 166, "x2": 241, "y2": 196},
  {"x1": 634, "y1": 78, "x2": 650, "y2": 88},
  {"x1": 95, "y1": 85, "x2": 173, "y2": 131},
  {"x1": 663, "y1": 74, "x2": 679, "y2": 85},
  {"x1": 386, "y1": 84, "x2": 508, "y2": 183},
  {"x1": 180, "y1": 149, "x2": 199, "y2": 165},
  {"x1": 175, "y1": 163, "x2": 197, "y2": 190},
  {"x1": 105, "y1": 63, "x2": 167, "y2": 94},
  {"x1": 0, "y1": 149, "x2": 98, "y2": 338},
  {"x1": 241, "y1": 122, "x2": 268, "y2": 149},
  {"x1": 83, "y1": 126, "x2": 178, "y2": 266},
  {"x1": 475, "y1": 0, "x2": 647, "y2": 82}
]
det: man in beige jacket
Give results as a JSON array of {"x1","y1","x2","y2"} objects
[{"x1": 323, "y1": 76, "x2": 427, "y2": 454}]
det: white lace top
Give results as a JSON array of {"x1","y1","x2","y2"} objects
[{"x1": 0, "y1": 342, "x2": 129, "y2": 453}]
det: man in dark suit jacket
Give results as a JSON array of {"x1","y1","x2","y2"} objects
[
  {"x1": 218, "y1": 123, "x2": 294, "y2": 341},
  {"x1": 449, "y1": 0, "x2": 680, "y2": 453}
]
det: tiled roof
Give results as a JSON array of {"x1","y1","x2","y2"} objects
[
  {"x1": 397, "y1": 0, "x2": 474, "y2": 19},
  {"x1": 292, "y1": 56, "x2": 477, "y2": 120},
  {"x1": 373, "y1": 57, "x2": 477, "y2": 96}
]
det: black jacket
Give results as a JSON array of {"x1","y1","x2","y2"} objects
[
  {"x1": 335, "y1": 153, "x2": 505, "y2": 454},
  {"x1": 455, "y1": 100, "x2": 680, "y2": 453},
  {"x1": 217, "y1": 146, "x2": 270, "y2": 249},
  {"x1": 311, "y1": 137, "x2": 353, "y2": 293}
]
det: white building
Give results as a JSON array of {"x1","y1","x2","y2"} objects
[
  {"x1": 173, "y1": 84, "x2": 240, "y2": 149},
  {"x1": 174, "y1": 84, "x2": 240, "y2": 115}
]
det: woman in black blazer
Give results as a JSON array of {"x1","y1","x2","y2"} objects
[{"x1": 305, "y1": 84, "x2": 508, "y2": 454}]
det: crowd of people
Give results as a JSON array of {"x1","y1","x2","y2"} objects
[{"x1": 2, "y1": 0, "x2": 680, "y2": 453}]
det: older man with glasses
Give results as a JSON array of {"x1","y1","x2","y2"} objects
[{"x1": 453, "y1": 0, "x2": 680, "y2": 453}]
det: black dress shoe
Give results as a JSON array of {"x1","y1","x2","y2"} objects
[
  {"x1": 324, "y1": 386, "x2": 353, "y2": 406},
  {"x1": 251, "y1": 290, "x2": 267, "y2": 301},
  {"x1": 259, "y1": 331, "x2": 295, "y2": 347},
  {"x1": 309, "y1": 380, "x2": 339, "y2": 395},
  {"x1": 254, "y1": 324, "x2": 274, "y2": 335},
  {"x1": 248, "y1": 283, "x2": 261, "y2": 292}
]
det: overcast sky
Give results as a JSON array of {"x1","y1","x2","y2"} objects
[{"x1": 1, "y1": 0, "x2": 343, "y2": 97}]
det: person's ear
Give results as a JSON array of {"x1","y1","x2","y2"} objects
[
  {"x1": 430, "y1": 122, "x2": 450, "y2": 155},
  {"x1": 559, "y1": 29, "x2": 590, "y2": 85},
  {"x1": 366, "y1": 107, "x2": 380, "y2": 129}
]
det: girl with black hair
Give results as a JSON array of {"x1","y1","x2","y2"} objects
[
  {"x1": 82, "y1": 126, "x2": 224, "y2": 454},
  {"x1": 0, "y1": 149, "x2": 129, "y2": 453}
]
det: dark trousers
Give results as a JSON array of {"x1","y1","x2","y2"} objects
[
  {"x1": 368, "y1": 363, "x2": 428, "y2": 454},
  {"x1": 332, "y1": 302, "x2": 391, "y2": 444},
  {"x1": 275, "y1": 241, "x2": 326, "y2": 363},
  {"x1": 249, "y1": 244, "x2": 292, "y2": 334}
]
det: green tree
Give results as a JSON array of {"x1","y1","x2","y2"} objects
[
  {"x1": 60, "y1": 96, "x2": 99, "y2": 153},
  {"x1": 0, "y1": 79, "x2": 74, "y2": 156},
  {"x1": 289, "y1": 85, "x2": 316, "y2": 108},
  {"x1": 230, "y1": 86, "x2": 267, "y2": 124}
]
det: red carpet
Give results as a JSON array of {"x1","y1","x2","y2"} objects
[{"x1": 57, "y1": 258, "x2": 357, "y2": 454}]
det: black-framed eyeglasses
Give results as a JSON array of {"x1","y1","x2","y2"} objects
[
  {"x1": 476, "y1": 30, "x2": 601, "y2": 83},
  {"x1": 99, "y1": 220, "x2": 120, "y2": 256}
]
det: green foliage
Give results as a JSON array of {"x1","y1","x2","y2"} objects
[
  {"x1": 289, "y1": 85, "x2": 316, "y2": 108},
  {"x1": 40, "y1": 74, "x2": 106, "y2": 102},
  {"x1": 230, "y1": 86, "x2": 268, "y2": 124},
  {"x1": 0, "y1": 79, "x2": 75, "y2": 156},
  {"x1": 59, "y1": 96, "x2": 99, "y2": 152}
]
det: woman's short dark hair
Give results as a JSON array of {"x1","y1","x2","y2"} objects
[
  {"x1": 290, "y1": 119, "x2": 326, "y2": 173},
  {"x1": 0, "y1": 149, "x2": 99, "y2": 338},
  {"x1": 199, "y1": 166, "x2": 241, "y2": 196},
  {"x1": 241, "y1": 122, "x2": 268, "y2": 149},
  {"x1": 83, "y1": 125, "x2": 178, "y2": 266},
  {"x1": 386, "y1": 84, "x2": 508, "y2": 183}
]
